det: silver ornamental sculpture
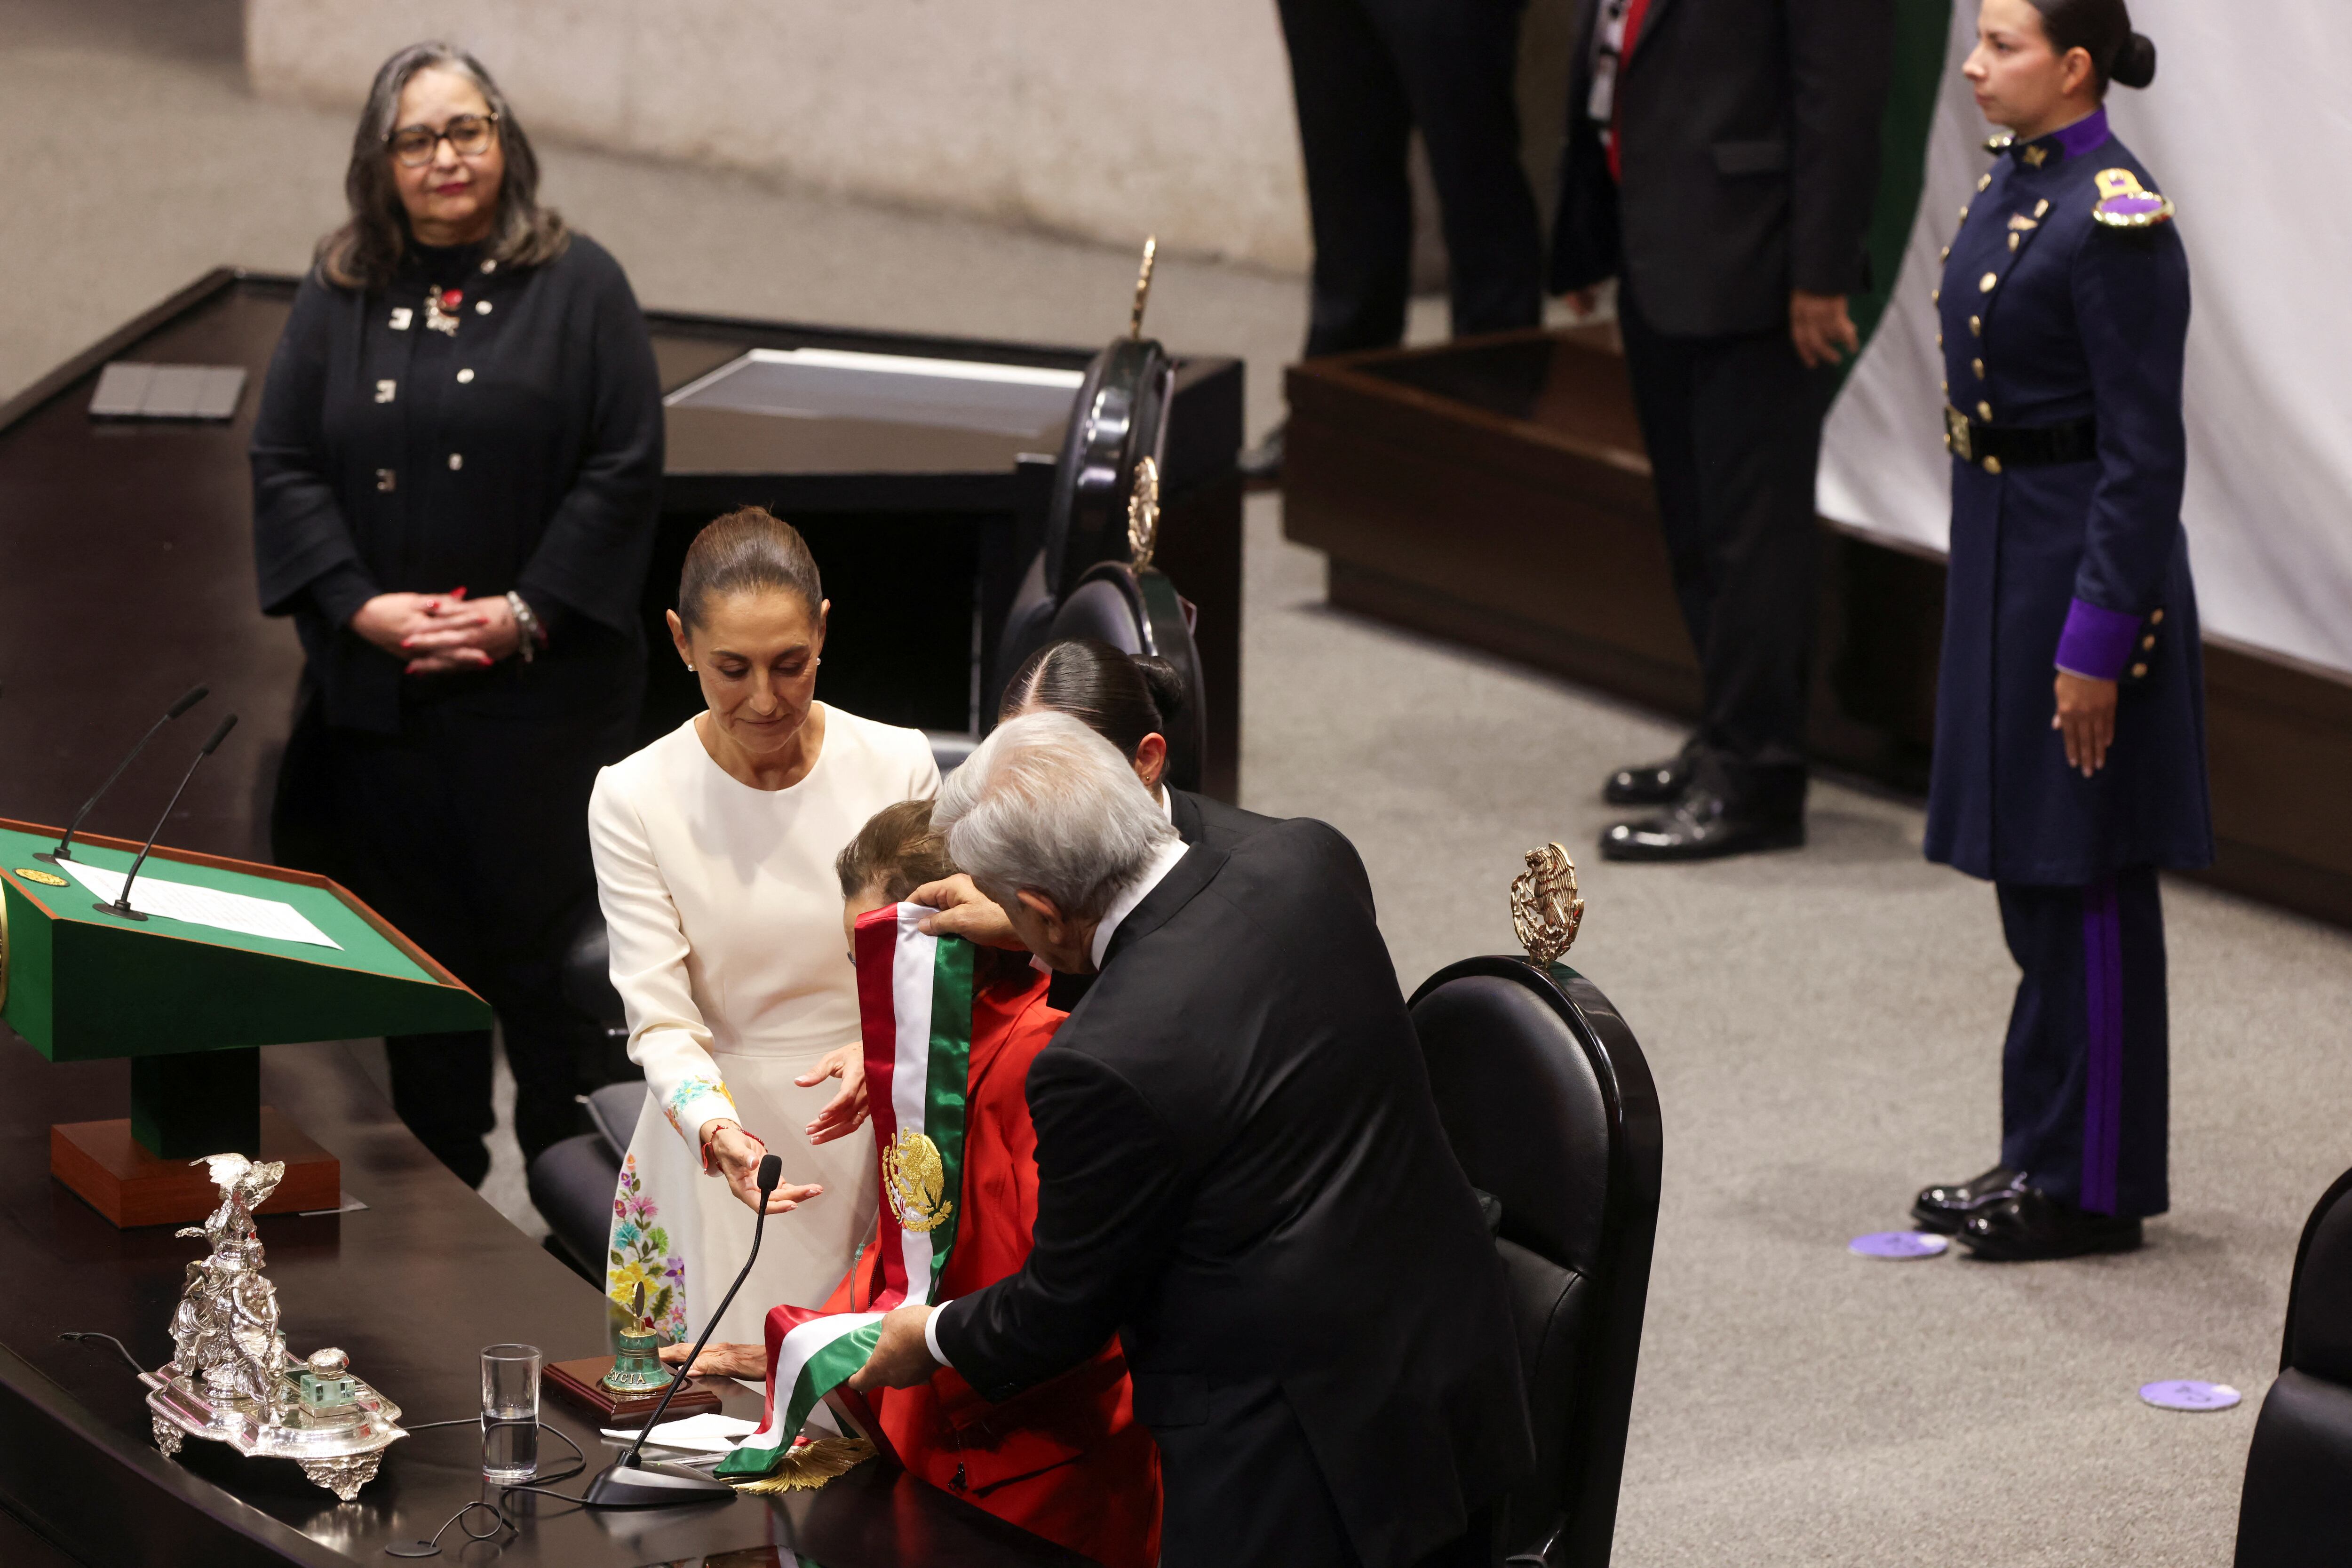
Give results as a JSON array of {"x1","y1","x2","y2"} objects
[{"x1": 141, "y1": 1153, "x2": 406, "y2": 1501}]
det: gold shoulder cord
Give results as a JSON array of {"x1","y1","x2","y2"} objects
[{"x1": 1510, "y1": 843, "x2": 1585, "y2": 968}]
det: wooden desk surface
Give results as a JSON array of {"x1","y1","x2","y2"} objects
[{"x1": 0, "y1": 1033, "x2": 1097, "y2": 1568}]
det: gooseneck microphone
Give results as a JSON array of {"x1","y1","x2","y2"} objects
[
  {"x1": 40, "y1": 685, "x2": 208, "y2": 864},
  {"x1": 98, "y1": 715, "x2": 237, "y2": 923},
  {"x1": 584, "y1": 1152, "x2": 786, "y2": 1508}
]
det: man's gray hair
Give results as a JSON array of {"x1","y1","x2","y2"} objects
[{"x1": 934, "y1": 710, "x2": 1178, "y2": 920}]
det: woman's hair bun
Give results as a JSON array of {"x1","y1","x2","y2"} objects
[
  {"x1": 1130, "y1": 655, "x2": 1188, "y2": 724},
  {"x1": 2110, "y1": 30, "x2": 2157, "y2": 90}
]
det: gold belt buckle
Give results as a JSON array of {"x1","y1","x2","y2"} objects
[{"x1": 1943, "y1": 405, "x2": 1973, "y2": 463}]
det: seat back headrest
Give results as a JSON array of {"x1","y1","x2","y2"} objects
[{"x1": 1411, "y1": 968, "x2": 1614, "y2": 1274}]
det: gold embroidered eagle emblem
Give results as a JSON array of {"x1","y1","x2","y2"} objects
[{"x1": 882, "y1": 1128, "x2": 953, "y2": 1234}]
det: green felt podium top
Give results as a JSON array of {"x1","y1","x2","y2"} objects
[{"x1": 0, "y1": 818, "x2": 490, "y2": 1061}]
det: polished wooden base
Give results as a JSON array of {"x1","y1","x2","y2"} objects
[
  {"x1": 48, "y1": 1108, "x2": 339, "y2": 1227},
  {"x1": 545, "y1": 1355, "x2": 723, "y2": 1427}
]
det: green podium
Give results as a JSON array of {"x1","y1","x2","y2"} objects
[{"x1": 0, "y1": 817, "x2": 492, "y2": 1226}]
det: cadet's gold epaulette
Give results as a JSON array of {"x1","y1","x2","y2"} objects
[
  {"x1": 2092, "y1": 167, "x2": 2175, "y2": 228},
  {"x1": 1983, "y1": 129, "x2": 2015, "y2": 155}
]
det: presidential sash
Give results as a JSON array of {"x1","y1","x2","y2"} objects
[{"x1": 715, "y1": 905, "x2": 975, "y2": 1482}]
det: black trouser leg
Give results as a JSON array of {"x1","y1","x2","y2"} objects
[
  {"x1": 1278, "y1": 0, "x2": 1416, "y2": 359},
  {"x1": 274, "y1": 694, "x2": 621, "y2": 1183},
  {"x1": 386, "y1": 1030, "x2": 496, "y2": 1187},
  {"x1": 1375, "y1": 0, "x2": 1541, "y2": 339},
  {"x1": 1996, "y1": 869, "x2": 2169, "y2": 1218},
  {"x1": 1618, "y1": 287, "x2": 1836, "y2": 816}
]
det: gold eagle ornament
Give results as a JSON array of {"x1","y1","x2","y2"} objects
[
  {"x1": 882, "y1": 1127, "x2": 954, "y2": 1234},
  {"x1": 1127, "y1": 456, "x2": 1161, "y2": 573},
  {"x1": 1510, "y1": 843, "x2": 1586, "y2": 969}
]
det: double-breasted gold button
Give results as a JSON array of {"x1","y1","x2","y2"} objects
[
  {"x1": 1972, "y1": 358, "x2": 1985, "y2": 378},
  {"x1": 1977, "y1": 400, "x2": 1993, "y2": 421},
  {"x1": 1979, "y1": 272, "x2": 1999, "y2": 293},
  {"x1": 1969, "y1": 316, "x2": 1982, "y2": 336},
  {"x1": 2141, "y1": 635, "x2": 2157, "y2": 650},
  {"x1": 1983, "y1": 456, "x2": 2003, "y2": 475},
  {"x1": 2131, "y1": 662, "x2": 2149, "y2": 678},
  {"x1": 2150, "y1": 609, "x2": 2165, "y2": 625}
]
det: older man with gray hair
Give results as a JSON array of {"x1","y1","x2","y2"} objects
[{"x1": 850, "y1": 711, "x2": 1531, "y2": 1568}]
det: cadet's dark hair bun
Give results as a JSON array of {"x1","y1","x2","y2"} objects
[
  {"x1": 2109, "y1": 31, "x2": 2157, "y2": 90},
  {"x1": 2028, "y1": 0, "x2": 2152, "y2": 96}
]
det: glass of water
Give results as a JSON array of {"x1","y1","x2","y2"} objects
[{"x1": 480, "y1": 1344, "x2": 541, "y2": 1484}]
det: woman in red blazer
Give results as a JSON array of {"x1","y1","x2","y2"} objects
[{"x1": 676, "y1": 800, "x2": 1160, "y2": 1568}]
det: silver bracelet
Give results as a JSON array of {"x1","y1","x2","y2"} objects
[{"x1": 504, "y1": 591, "x2": 543, "y2": 663}]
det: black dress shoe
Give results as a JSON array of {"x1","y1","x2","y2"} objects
[
  {"x1": 1911, "y1": 1164, "x2": 2025, "y2": 1234},
  {"x1": 1955, "y1": 1186, "x2": 2142, "y2": 1261},
  {"x1": 1604, "y1": 748, "x2": 1697, "y2": 806},
  {"x1": 1238, "y1": 423, "x2": 1284, "y2": 483},
  {"x1": 1599, "y1": 788, "x2": 1804, "y2": 863}
]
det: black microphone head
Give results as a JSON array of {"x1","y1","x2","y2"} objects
[
  {"x1": 166, "y1": 685, "x2": 209, "y2": 720},
  {"x1": 757, "y1": 1154, "x2": 782, "y2": 1195},
  {"x1": 199, "y1": 714, "x2": 238, "y2": 754}
]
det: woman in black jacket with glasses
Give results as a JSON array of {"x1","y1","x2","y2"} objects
[{"x1": 252, "y1": 40, "x2": 662, "y2": 1186}]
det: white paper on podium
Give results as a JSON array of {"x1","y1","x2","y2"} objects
[
  {"x1": 599, "y1": 1412, "x2": 760, "y2": 1454},
  {"x1": 58, "y1": 859, "x2": 343, "y2": 950}
]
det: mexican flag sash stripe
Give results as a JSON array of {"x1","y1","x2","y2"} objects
[
  {"x1": 862, "y1": 902, "x2": 972, "y2": 1305},
  {"x1": 714, "y1": 905, "x2": 974, "y2": 1482}
]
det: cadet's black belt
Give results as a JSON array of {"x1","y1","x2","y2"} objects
[{"x1": 1943, "y1": 406, "x2": 2097, "y2": 471}]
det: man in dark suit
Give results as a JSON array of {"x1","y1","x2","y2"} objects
[
  {"x1": 1553, "y1": 0, "x2": 1894, "y2": 860},
  {"x1": 854, "y1": 711, "x2": 1530, "y2": 1568}
]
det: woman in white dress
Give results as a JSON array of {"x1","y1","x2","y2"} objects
[{"x1": 588, "y1": 507, "x2": 938, "y2": 1345}]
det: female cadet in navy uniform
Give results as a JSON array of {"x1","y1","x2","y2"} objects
[{"x1": 1907, "y1": 0, "x2": 2210, "y2": 1261}]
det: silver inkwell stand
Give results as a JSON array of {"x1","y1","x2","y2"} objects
[{"x1": 140, "y1": 1153, "x2": 406, "y2": 1501}]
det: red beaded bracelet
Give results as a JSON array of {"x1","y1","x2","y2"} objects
[{"x1": 700, "y1": 1123, "x2": 768, "y2": 1178}]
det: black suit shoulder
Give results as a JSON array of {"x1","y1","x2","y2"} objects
[{"x1": 1168, "y1": 787, "x2": 1274, "y2": 851}]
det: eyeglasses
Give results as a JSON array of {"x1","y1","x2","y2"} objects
[{"x1": 385, "y1": 112, "x2": 500, "y2": 168}]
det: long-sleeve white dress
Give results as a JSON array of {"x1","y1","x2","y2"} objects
[{"x1": 587, "y1": 706, "x2": 938, "y2": 1345}]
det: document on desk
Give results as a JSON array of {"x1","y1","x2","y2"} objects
[
  {"x1": 599, "y1": 1412, "x2": 759, "y2": 1454},
  {"x1": 58, "y1": 860, "x2": 343, "y2": 950}
]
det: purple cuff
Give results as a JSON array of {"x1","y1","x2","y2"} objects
[{"x1": 2054, "y1": 598, "x2": 2140, "y2": 681}]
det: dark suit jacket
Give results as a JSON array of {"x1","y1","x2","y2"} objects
[
  {"x1": 937, "y1": 820, "x2": 1530, "y2": 1567},
  {"x1": 1550, "y1": 0, "x2": 1894, "y2": 336},
  {"x1": 1168, "y1": 787, "x2": 1269, "y2": 854}
]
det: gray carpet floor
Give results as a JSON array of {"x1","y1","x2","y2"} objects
[{"x1": 8, "y1": 8, "x2": 2351, "y2": 1563}]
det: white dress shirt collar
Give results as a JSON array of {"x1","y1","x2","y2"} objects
[{"x1": 1089, "y1": 836, "x2": 1189, "y2": 971}]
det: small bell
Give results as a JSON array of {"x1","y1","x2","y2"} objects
[{"x1": 601, "y1": 1282, "x2": 678, "y2": 1395}]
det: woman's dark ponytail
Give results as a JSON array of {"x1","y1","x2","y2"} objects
[{"x1": 2027, "y1": 0, "x2": 2155, "y2": 94}]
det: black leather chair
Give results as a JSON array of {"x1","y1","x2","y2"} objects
[
  {"x1": 986, "y1": 321, "x2": 1176, "y2": 720},
  {"x1": 1042, "y1": 560, "x2": 1207, "y2": 793},
  {"x1": 528, "y1": 914, "x2": 645, "y2": 1283},
  {"x1": 2233, "y1": 1163, "x2": 2352, "y2": 1567},
  {"x1": 528, "y1": 1081, "x2": 646, "y2": 1285},
  {"x1": 1409, "y1": 957, "x2": 1662, "y2": 1568}
]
